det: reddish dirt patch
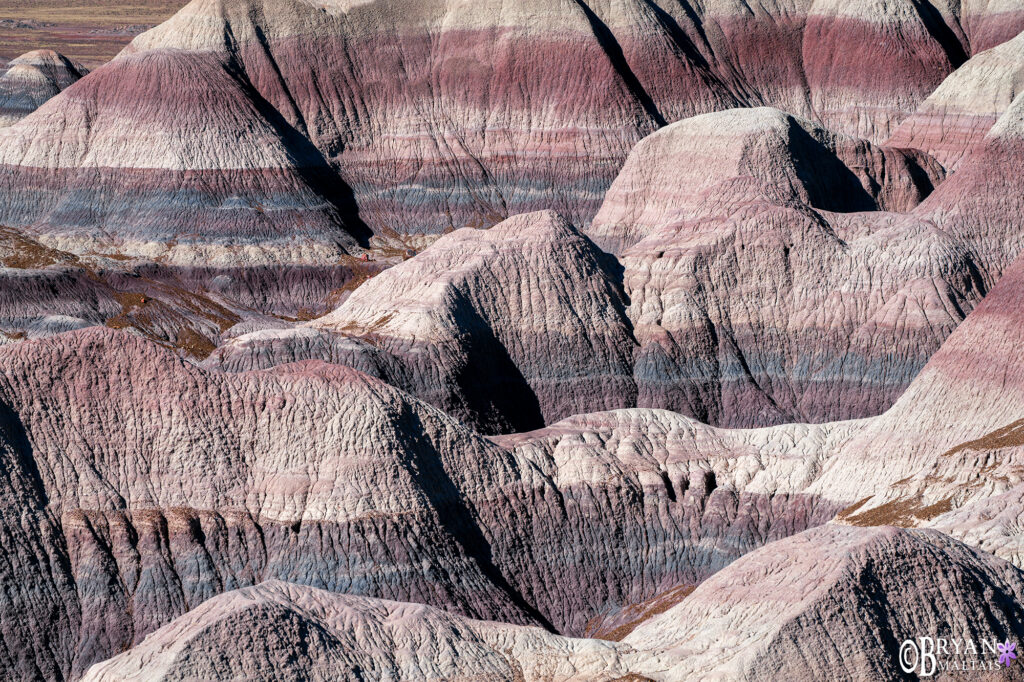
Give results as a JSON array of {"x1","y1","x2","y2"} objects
[
  {"x1": 105, "y1": 287, "x2": 234, "y2": 360},
  {"x1": 587, "y1": 584, "x2": 697, "y2": 642},
  {"x1": 837, "y1": 420, "x2": 1024, "y2": 528},
  {"x1": 942, "y1": 419, "x2": 1024, "y2": 457},
  {"x1": 0, "y1": 226, "x2": 78, "y2": 268},
  {"x1": 175, "y1": 327, "x2": 216, "y2": 359},
  {"x1": 838, "y1": 495, "x2": 953, "y2": 527}
]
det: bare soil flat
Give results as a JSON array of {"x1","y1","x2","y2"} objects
[{"x1": 0, "y1": 1, "x2": 185, "y2": 67}]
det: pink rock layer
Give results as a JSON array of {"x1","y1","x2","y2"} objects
[
  {"x1": 574, "y1": 90, "x2": 1024, "y2": 428},
  {"x1": 807, "y1": 241, "x2": 1024, "y2": 513},
  {"x1": 624, "y1": 525, "x2": 1024, "y2": 679},
  {"x1": 6, "y1": 240, "x2": 1024, "y2": 677},
  {"x1": 0, "y1": 330, "x2": 542, "y2": 676},
  {"x1": 886, "y1": 31, "x2": 1024, "y2": 169},
  {"x1": 0, "y1": 225, "x2": 388, "y2": 358},
  {"x1": 587, "y1": 108, "x2": 968, "y2": 427}
]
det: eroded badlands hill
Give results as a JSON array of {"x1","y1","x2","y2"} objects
[
  {"x1": 78, "y1": 526, "x2": 1024, "y2": 681},
  {"x1": 0, "y1": 224, "x2": 389, "y2": 358},
  {"x1": 588, "y1": 107, "x2": 945, "y2": 254},
  {"x1": 7, "y1": 236, "x2": 1024, "y2": 678},
  {"x1": 0, "y1": 329, "x2": 544, "y2": 676},
  {"x1": 312, "y1": 210, "x2": 636, "y2": 433},
  {"x1": 887, "y1": 30, "x2": 1024, "y2": 168},
  {"x1": 0, "y1": 50, "x2": 85, "y2": 127},
  {"x1": 0, "y1": 0, "x2": 1019, "y2": 248},
  {"x1": 80, "y1": 580, "x2": 640, "y2": 681},
  {"x1": 178, "y1": 96, "x2": 1024, "y2": 432},
  {"x1": 3, "y1": 1, "x2": 1024, "y2": 680},
  {"x1": 604, "y1": 108, "x2": 965, "y2": 426},
  {"x1": 587, "y1": 90, "x2": 1024, "y2": 426},
  {"x1": 624, "y1": 525, "x2": 1024, "y2": 680},
  {"x1": 0, "y1": 48, "x2": 366, "y2": 263},
  {"x1": 0, "y1": 325, "x2": 836, "y2": 674}
]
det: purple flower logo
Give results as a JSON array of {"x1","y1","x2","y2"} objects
[{"x1": 998, "y1": 641, "x2": 1017, "y2": 667}]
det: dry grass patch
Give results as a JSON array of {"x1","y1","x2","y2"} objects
[{"x1": 0, "y1": 1, "x2": 186, "y2": 67}]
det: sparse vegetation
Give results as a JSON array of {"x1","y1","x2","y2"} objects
[{"x1": 0, "y1": 1, "x2": 185, "y2": 67}]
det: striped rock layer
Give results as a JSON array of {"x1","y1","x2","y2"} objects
[
  {"x1": 24, "y1": 77, "x2": 1023, "y2": 446},
  {"x1": 0, "y1": 225, "x2": 388, "y2": 359},
  {"x1": 622, "y1": 524, "x2": 1024, "y2": 680},
  {"x1": 887, "y1": 30, "x2": 1024, "y2": 169},
  {"x1": 79, "y1": 526, "x2": 1024, "y2": 681},
  {"x1": 80, "y1": 580, "x2": 644, "y2": 682},
  {"x1": 0, "y1": 330, "x2": 544, "y2": 678},
  {"x1": 0, "y1": 0, "x2": 1020, "y2": 246},
  {"x1": 3, "y1": 2, "x2": 1024, "y2": 681},
  {"x1": 8, "y1": 230, "x2": 1024, "y2": 678},
  {"x1": 602, "y1": 108, "x2": 965, "y2": 427},
  {"x1": 216, "y1": 85, "x2": 1024, "y2": 432},
  {"x1": 811, "y1": 239, "x2": 1024, "y2": 522},
  {"x1": 0, "y1": 326, "x2": 834, "y2": 676},
  {"x1": 584, "y1": 89, "x2": 1024, "y2": 427},
  {"x1": 0, "y1": 48, "x2": 366, "y2": 263}
]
